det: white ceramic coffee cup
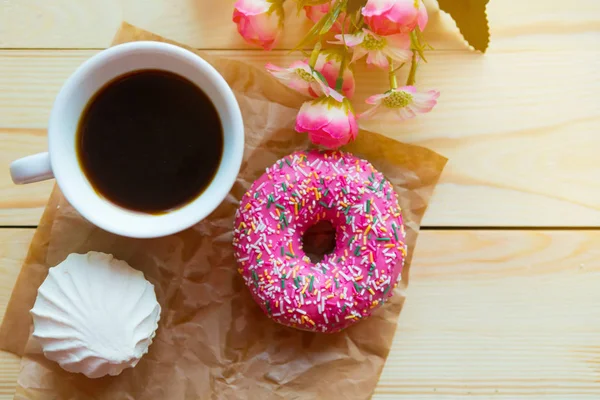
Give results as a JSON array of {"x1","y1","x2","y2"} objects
[{"x1": 10, "y1": 41, "x2": 244, "y2": 238}]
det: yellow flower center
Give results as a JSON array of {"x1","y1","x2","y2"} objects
[
  {"x1": 383, "y1": 91, "x2": 413, "y2": 108},
  {"x1": 296, "y1": 68, "x2": 315, "y2": 82},
  {"x1": 362, "y1": 34, "x2": 386, "y2": 50},
  {"x1": 414, "y1": 0, "x2": 420, "y2": 8}
]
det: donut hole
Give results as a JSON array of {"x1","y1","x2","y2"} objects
[{"x1": 301, "y1": 220, "x2": 336, "y2": 264}]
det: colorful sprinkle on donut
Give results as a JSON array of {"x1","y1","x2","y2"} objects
[{"x1": 233, "y1": 150, "x2": 406, "y2": 333}]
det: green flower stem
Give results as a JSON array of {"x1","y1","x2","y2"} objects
[
  {"x1": 388, "y1": 57, "x2": 398, "y2": 90},
  {"x1": 406, "y1": 51, "x2": 418, "y2": 86},
  {"x1": 336, "y1": 50, "x2": 348, "y2": 91},
  {"x1": 309, "y1": 41, "x2": 322, "y2": 68}
]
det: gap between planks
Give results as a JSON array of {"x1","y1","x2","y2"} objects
[
  {"x1": 2, "y1": 226, "x2": 600, "y2": 231},
  {"x1": 1, "y1": 49, "x2": 599, "y2": 227}
]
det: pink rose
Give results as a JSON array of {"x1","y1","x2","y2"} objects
[
  {"x1": 296, "y1": 93, "x2": 359, "y2": 149},
  {"x1": 362, "y1": 0, "x2": 428, "y2": 36},
  {"x1": 233, "y1": 0, "x2": 284, "y2": 50},
  {"x1": 304, "y1": 2, "x2": 330, "y2": 23},
  {"x1": 314, "y1": 51, "x2": 355, "y2": 99},
  {"x1": 304, "y1": 1, "x2": 350, "y2": 33}
]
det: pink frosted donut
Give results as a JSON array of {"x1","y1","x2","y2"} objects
[{"x1": 233, "y1": 150, "x2": 406, "y2": 333}]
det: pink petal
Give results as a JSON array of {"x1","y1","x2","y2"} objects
[
  {"x1": 397, "y1": 107, "x2": 416, "y2": 120},
  {"x1": 296, "y1": 102, "x2": 331, "y2": 133},
  {"x1": 370, "y1": 18, "x2": 401, "y2": 35},
  {"x1": 253, "y1": 14, "x2": 279, "y2": 38},
  {"x1": 331, "y1": 33, "x2": 364, "y2": 47},
  {"x1": 315, "y1": 59, "x2": 341, "y2": 89},
  {"x1": 348, "y1": 111, "x2": 359, "y2": 140},
  {"x1": 342, "y1": 69, "x2": 356, "y2": 99},
  {"x1": 362, "y1": 28, "x2": 380, "y2": 37},
  {"x1": 308, "y1": 82, "x2": 325, "y2": 98},
  {"x1": 315, "y1": 58, "x2": 354, "y2": 99},
  {"x1": 385, "y1": 33, "x2": 411, "y2": 50},
  {"x1": 383, "y1": 46, "x2": 412, "y2": 63},
  {"x1": 296, "y1": 98, "x2": 357, "y2": 149},
  {"x1": 287, "y1": 80, "x2": 312, "y2": 97},
  {"x1": 366, "y1": 50, "x2": 389, "y2": 69},
  {"x1": 234, "y1": 10, "x2": 281, "y2": 50},
  {"x1": 290, "y1": 60, "x2": 311, "y2": 70},
  {"x1": 358, "y1": 104, "x2": 382, "y2": 120},
  {"x1": 363, "y1": 0, "x2": 421, "y2": 35},
  {"x1": 323, "y1": 118, "x2": 351, "y2": 138},
  {"x1": 308, "y1": 130, "x2": 347, "y2": 149},
  {"x1": 266, "y1": 68, "x2": 294, "y2": 81},
  {"x1": 413, "y1": 90, "x2": 439, "y2": 102},
  {"x1": 234, "y1": 0, "x2": 270, "y2": 15},
  {"x1": 350, "y1": 46, "x2": 369, "y2": 64},
  {"x1": 304, "y1": 3, "x2": 330, "y2": 23},
  {"x1": 427, "y1": 89, "x2": 441, "y2": 100},
  {"x1": 326, "y1": 88, "x2": 345, "y2": 103},
  {"x1": 385, "y1": 0, "x2": 419, "y2": 29},
  {"x1": 400, "y1": 85, "x2": 417, "y2": 94},
  {"x1": 266, "y1": 63, "x2": 314, "y2": 97},
  {"x1": 409, "y1": 103, "x2": 435, "y2": 113},
  {"x1": 365, "y1": 93, "x2": 388, "y2": 105},
  {"x1": 411, "y1": 90, "x2": 440, "y2": 112},
  {"x1": 417, "y1": 0, "x2": 428, "y2": 31},
  {"x1": 265, "y1": 62, "x2": 285, "y2": 73},
  {"x1": 362, "y1": 0, "x2": 395, "y2": 17}
]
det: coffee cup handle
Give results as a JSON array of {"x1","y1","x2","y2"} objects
[{"x1": 10, "y1": 153, "x2": 54, "y2": 184}]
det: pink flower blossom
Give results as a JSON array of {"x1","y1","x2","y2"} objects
[
  {"x1": 331, "y1": 29, "x2": 411, "y2": 69},
  {"x1": 296, "y1": 92, "x2": 359, "y2": 149},
  {"x1": 314, "y1": 50, "x2": 356, "y2": 99},
  {"x1": 362, "y1": 0, "x2": 428, "y2": 36},
  {"x1": 359, "y1": 86, "x2": 439, "y2": 120},
  {"x1": 233, "y1": 0, "x2": 284, "y2": 50},
  {"x1": 266, "y1": 60, "x2": 326, "y2": 97},
  {"x1": 304, "y1": 1, "x2": 350, "y2": 33}
]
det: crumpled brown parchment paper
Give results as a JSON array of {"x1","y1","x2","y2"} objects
[{"x1": 0, "y1": 23, "x2": 447, "y2": 400}]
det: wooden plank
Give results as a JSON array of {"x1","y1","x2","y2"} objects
[
  {"x1": 0, "y1": 229, "x2": 33, "y2": 323},
  {"x1": 1, "y1": 230, "x2": 600, "y2": 397},
  {"x1": 0, "y1": 229, "x2": 33, "y2": 400},
  {"x1": 0, "y1": 49, "x2": 598, "y2": 227},
  {"x1": 0, "y1": 0, "x2": 598, "y2": 50},
  {"x1": 376, "y1": 230, "x2": 600, "y2": 398},
  {"x1": 0, "y1": 353, "x2": 19, "y2": 400},
  {"x1": 0, "y1": 128, "x2": 52, "y2": 226}
]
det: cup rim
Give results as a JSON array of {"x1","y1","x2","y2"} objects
[{"x1": 48, "y1": 41, "x2": 244, "y2": 238}]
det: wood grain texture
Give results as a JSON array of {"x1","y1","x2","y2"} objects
[
  {"x1": 1, "y1": 230, "x2": 600, "y2": 398},
  {"x1": 0, "y1": 230, "x2": 34, "y2": 400},
  {"x1": 376, "y1": 230, "x2": 600, "y2": 398},
  {"x1": 1, "y1": 0, "x2": 599, "y2": 398},
  {"x1": 0, "y1": 49, "x2": 598, "y2": 227},
  {"x1": 0, "y1": 352, "x2": 19, "y2": 400},
  {"x1": 0, "y1": 0, "x2": 599, "y2": 50},
  {"x1": 0, "y1": 128, "x2": 52, "y2": 226}
]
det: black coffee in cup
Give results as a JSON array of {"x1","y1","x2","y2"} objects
[{"x1": 77, "y1": 69, "x2": 223, "y2": 214}]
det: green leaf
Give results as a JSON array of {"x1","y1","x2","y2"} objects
[
  {"x1": 312, "y1": 69, "x2": 328, "y2": 85},
  {"x1": 319, "y1": 2, "x2": 343, "y2": 34},
  {"x1": 268, "y1": 0, "x2": 285, "y2": 25},
  {"x1": 437, "y1": 0, "x2": 490, "y2": 53},
  {"x1": 293, "y1": 15, "x2": 328, "y2": 50}
]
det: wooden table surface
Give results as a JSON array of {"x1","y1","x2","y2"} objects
[{"x1": 0, "y1": 0, "x2": 599, "y2": 398}]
